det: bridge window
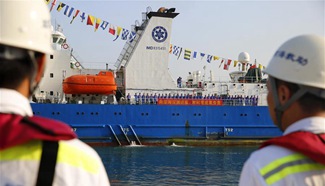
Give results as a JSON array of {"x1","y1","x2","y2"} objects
[
  {"x1": 58, "y1": 38, "x2": 66, "y2": 45},
  {"x1": 53, "y1": 37, "x2": 58, "y2": 43}
]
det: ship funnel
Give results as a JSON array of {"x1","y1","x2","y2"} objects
[{"x1": 115, "y1": 7, "x2": 179, "y2": 92}]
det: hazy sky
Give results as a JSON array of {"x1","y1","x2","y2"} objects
[{"x1": 49, "y1": 0, "x2": 324, "y2": 81}]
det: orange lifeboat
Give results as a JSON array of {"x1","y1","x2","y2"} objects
[{"x1": 63, "y1": 71, "x2": 117, "y2": 95}]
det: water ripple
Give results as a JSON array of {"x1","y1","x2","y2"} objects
[{"x1": 94, "y1": 146, "x2": 257, "y2": 186}]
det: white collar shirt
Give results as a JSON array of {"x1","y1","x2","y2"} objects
[{"x1": 0, "y1": 88, "x2": 33, "y2": 117}]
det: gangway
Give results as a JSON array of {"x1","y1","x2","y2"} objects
[
  {"x1": 119, "y1": 125, "x2": 131, "y2": 145},
  {"x1": 108, "y1": 125, "x2": 121, "y2": 146},
  {"x1": 129, "y1": 125, "x2": 142, "y2": 145}
]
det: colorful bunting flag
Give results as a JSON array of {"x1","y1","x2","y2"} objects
[
  {"x1": 227, "y1": 59, "x2": 232, "y2": 65},
  {"x1": 100, "y1": 21, "x2": 109, "y2": 30},
  {"x1": 177, "y1": 48, "x2": 183, "y2": 60},
  {"x1": 64, "y1": 5, "x2": 74, "y2": 17},
  {"x1": 224, "y1": 63, "x2": 229, "y2": 70},
  {"x1": 70, "y1": 10, "x2": 80, "y2": 24},
  {"x1": 200, "y1": 53, "x2": 205, "y2": 60},
  {"x1": 169, "y1": 44, "x2": 172, "y2": 54},
  {"x1": 80, "y1": 12, "x2": 86, "y2": 22},
  {"x1": 223, "y1": 59, "x2": 232, "y2": 70},
  {"x1": 50, "y1": 0, "x2": 57, "y2": 12},
  {"x1": 213, "y1": 56, "x2": 220, "y2": 60},
  {"x1": 87, "y1": 15, "x2": 95, "y2": 26},
  {"x1": 234, "y1": 60, "x2": 238, "y2": 67},
  {"x1": 184, "y1": 49, "x2": 191, "y2": 60},
  {"x1": 109, "y1": 24, "x2": 116, "y2": 35},
  {"x1": 44, "y1": 0, "x2": 51, "y2": 5},
  {"x1": 128, "y1": 31, "x2": 136, "y2": 43},
  {"x1": 173, "y1": 46, "x2": 180, "y2": 56},
  {"x1": 56, "y1": 2, "x2": 65, "y2": 12},
  {"x1": 219, "y1": 58, "x2": 224, "y2": 68},
  {"x1": 121, "y1": 29, "x2": 129, "y2": 40},
  {"x1": 113, "y1": 26, "x2": 123, "y2": 41},
  {"x1": 95, "y1": 18, "x2": 102, "y2": 31},
  {"x1": 207, "y1": 55, "x2": 212, "y2": 63},
  {"x1": 192, "y1": 51, "x2": 197, "y2": 59}
]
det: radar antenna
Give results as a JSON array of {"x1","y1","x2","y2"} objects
[
  {"x1": 135, "y1": 20, "x2": 140, "y2": 27},
  {"x1": 146, "y1": 6, "x2": 152, "y2": 14}
]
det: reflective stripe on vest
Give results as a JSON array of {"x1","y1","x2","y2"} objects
[
  {"x1": 0, "y1": 140, "x2": 100, "y2": 174},
  {"x1": 260, "y1": 153, "x2": 325, "y2": 185}
]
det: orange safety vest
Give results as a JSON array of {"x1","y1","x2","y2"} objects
[
  {"x1": 0, "y1": 113, "x2": 76, "y2": 150},
  {"x1": 0, "y1": 113, "x2": 76, "y2": 185}
]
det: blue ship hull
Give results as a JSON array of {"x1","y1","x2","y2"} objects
[{"x1": 31, "y1": 104, "x2": 282, "y2": 145}]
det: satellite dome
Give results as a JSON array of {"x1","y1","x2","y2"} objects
[{"x1": 238, "y1": 52, "x2": 250, "y2": 63}]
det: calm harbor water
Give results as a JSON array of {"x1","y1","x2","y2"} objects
[{"x1": 94, "y1": 145, "x2": 257, "y2": 186}]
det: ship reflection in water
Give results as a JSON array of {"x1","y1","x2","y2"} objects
[{"x1": 94, "y1": 145, "x2": 256, "y2": 186}]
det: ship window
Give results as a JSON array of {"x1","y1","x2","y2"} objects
[
  {"x1": 58, "y1": 38, "x2": 64, "y2": 45},
  {"x1": 50, "y1": 73, "x2": 54, "y2": 78},
  {"x1": 50, "y1": 91, "x2": 53, "y2": 96},
  {"x1": 53, "y1": 37, "x2": 58, "y2": 43},
  {"x1": 50, "y1": 55, "x2": 53, "y2": 59}
]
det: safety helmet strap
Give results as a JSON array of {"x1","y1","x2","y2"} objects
[
  {"x1": 26, "y1": 51, "x2": 40, "y2": 96},
  {"x1": 270, "y1": 77, "x2": 316, "y2": 131},
  {"x1": 299, "y1": 85, "x2": 325, "y2": 99},
  {"x1": 269, "y1": 77, "x2": 283, "y2": 130}
]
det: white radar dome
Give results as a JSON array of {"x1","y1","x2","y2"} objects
[{"x1": 238, "y1": 52, "x2": 250, "y2": 63}]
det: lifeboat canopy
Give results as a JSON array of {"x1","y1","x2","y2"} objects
[{"x1": 63, "y1": 71, "x2": 117, "y2": 95}]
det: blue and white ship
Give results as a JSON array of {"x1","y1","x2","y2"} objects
[{"x1": 31, "y1": 8, "x2": 282, "y2": 145}]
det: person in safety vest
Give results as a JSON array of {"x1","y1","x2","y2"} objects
[
  {"x1": 0, "y1": 1, "x2": 110, "y2": 185},
  {"x1": 239, "y1": 35, "x2": 325, "y2": 186}
]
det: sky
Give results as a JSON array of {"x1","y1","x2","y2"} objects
[{"x1": 49, "y1": 0, "x2": 324, "y2": 81}]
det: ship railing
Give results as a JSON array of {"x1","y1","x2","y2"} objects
[
  {"x1": 182, "y1": 79, "x2": 267, "y2": 88},
  {"x1": 123, "y1": 97, "x2": 260, "y2": 106},
  {"x1": 221, "y1": 98, "x2": 258, "y2": 106},
  {"x1": 115, "y1": 30, "x2": 143, "y2": 70}
]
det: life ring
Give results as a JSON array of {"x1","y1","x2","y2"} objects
[
  {"x1": 62, "y1": 43, "x2": 69, "y2": 49},
  {"x1": 75, "y1": 62, "x2": 81, "y2": 67}
]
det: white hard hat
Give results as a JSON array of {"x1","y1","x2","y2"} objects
[
  {"x1": 0, "y1": 0, "x2": 52, "y2": 54},
  {"x1": 264, "y1": 35, "x2": 325, "y2": 89}
]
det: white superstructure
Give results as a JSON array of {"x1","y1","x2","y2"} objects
[
  {"x1": 33, "y1": 7, "x2": 268, "y2": 106},
  {"x1": 114, "y1": 8, "x2": 268, "y2": 105}
]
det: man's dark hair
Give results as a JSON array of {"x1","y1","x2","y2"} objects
[
  {"x1": 274, "y1": 78, "x2": 325, "y2": 113},
  {"x1": 0, "y1": 45, "x2": 43, "y2": 89}
]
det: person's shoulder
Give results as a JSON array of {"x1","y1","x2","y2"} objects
[
  {"x1": 61, "y1": 139, "x2": 100, "y2": 156},
  {"x1": 246, "y1": 145, "x2": 296, "y2": 168}
]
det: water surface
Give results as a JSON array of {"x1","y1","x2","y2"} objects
[{"x1": 94, "y1": 145, "x2": 257, "y2": 186}]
